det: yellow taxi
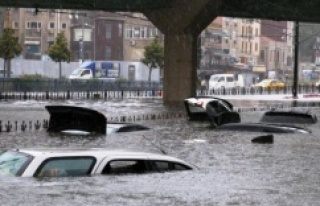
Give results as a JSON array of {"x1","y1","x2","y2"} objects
[{"x1": 254, "y1": 79, "x2": 285, "y2": 89}]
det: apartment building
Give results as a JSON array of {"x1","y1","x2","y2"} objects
[
  {"x1": 2, "y1": 9, "x2": 162, "y2": 63},
  {"x1": 7, "y1": 8, "x2": 71, "y2": 60},
  {"x1": 259, "y1": 20, "x2": 294, "y2": 79}
]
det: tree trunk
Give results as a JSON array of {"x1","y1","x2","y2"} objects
[
  {"x1": 3, "y1": 59, "x2": 10, "y2": 78},
  {"x1": 148, "y1": 67, "x2": 153, "y2": 82},
  {"x1": 59, "y1": 61, "x2": 62, "y2": 79},
  {"x1": 7, "y1": 60, "x2": 11, "y2": 78}
]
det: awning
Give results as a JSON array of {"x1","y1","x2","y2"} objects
[{"x1": 24, "y1": 41, "x2": 40, "y2": 45}]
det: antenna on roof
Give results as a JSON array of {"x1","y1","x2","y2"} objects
[{"x1": 142, "y1": 135, "x2": 166, "y2": 155}]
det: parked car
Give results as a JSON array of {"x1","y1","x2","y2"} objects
[
  {"x1": 208, "y1": 74, "x2": 238, "y2": 91},
  {"x1": 0, "y1": 148, "x2": 196, "y2": 177},
  {"x1": 253, "y1": 79, "x2": 285, "y2": 89}
]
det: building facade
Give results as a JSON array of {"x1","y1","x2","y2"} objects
[
  {"x1": 7, "y1": 8, "x2": 71, "y2": 60},
  {"x1": 3, "y1": 9, "x2": 162, "y2": 63},
  {"x1": 259, "y1": 20, "x2": 294, "y2": 79}
]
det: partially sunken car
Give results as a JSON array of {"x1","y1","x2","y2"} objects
[
  {"x1": 45, "y1": 105, "x2": 150, "y2": 135},
  {"x1": 184, "y1": 96, "x2": 240, "y2": 126},
  {"x1": 184, "y1": 96, "x2": 312, "y2": 134},
  {"x1": 0, "y1": 148, "x2": 195, "y2": 177}
]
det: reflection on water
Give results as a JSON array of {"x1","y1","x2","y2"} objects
[{"x1": 1, "y1": 100, "x2": 320, "y2": 206}]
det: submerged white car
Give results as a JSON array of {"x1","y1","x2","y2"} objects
[{"x1": 0, "y1": 148, "x2": 195, "y2": 177}]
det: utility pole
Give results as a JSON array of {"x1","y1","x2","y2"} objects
[{"x1": 293, "y1": 21, "x2": 299, "y2": 102}]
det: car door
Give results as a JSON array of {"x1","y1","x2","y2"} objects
[
  {"x1": 270, "y1": 80, "x2": 277, "y2": 89},
  {"x1": 96, "y1": 156, "x2": 149, "y2": 175},
  {"x1": 218, "y1": 77, "x2": 225, "y2": 88},
  {"x1": 226, "y1": 76, "x2": 235, "y2": 88}
]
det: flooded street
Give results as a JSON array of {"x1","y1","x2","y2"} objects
[{"x1": 1, "y1": 99, "x2": 320, "y2": 205}]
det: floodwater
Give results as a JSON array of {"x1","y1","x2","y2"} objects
[{"x1": 1, "y1": 99, "x2": 320, "y2": 206}]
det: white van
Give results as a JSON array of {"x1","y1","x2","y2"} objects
[{"x1": 208, "y1": 74, "x2": 239, "y2": 91}]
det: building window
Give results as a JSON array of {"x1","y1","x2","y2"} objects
[
  {"x1": 140, "y1": 27, "x2": 148, "y2": 39},
  {"x1": 106, "y1": 23, "x2": 112, "y2": 39},
  {"x1": 260, "y1": 50, "x2": 265, "y2": 62},
  {"x1": 255, "y1": 43, "x2": 258, "y2": 52},
  {"x1": 26, "y1": 21, "x2": 41, "y2": 29},
  {"x1": 25, "y1": 44, "x2": 40, "y2": 54},
  {"x1": 118, "y1": 23, "x2": 123, "y2": 37},
  {"x1": 48, "y1": 22, "x2": 55, "y2": 29},
  {"x1": 105, "y1": 46, "x2": 112, "y2": 59},
  {"x1": 134, "y1": 27, "x2": 140, "y2": 38},
  {"x1": 12, "y1": 21, "x2": 19, "y2": 29},
  {"x1": 61, "y1": 22, "x2": 67, "y2": 30},
  {"x1": 125, "y1": 26, "x2": 134, "y2": 39}
]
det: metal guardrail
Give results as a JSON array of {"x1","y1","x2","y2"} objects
[
  {"x1": 0, "y1": 79, "x2": 320, "y2": 100},
  {"x1": 0, "y1": 79, "x2": 163, "y2": 92},
  {"x1": 197, "y1": 85, "x2": 320, "y2": 96}
]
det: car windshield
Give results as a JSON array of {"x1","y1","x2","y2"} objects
[
  {"x1": 71, "y1": 69, "x2": 84, "y2": 75},
  {"x1": 210, "y1": 76, "x2": 220, "y2": 82},
  {"x1": 0, "y1": 151, "x2": 32, "y2": 176},
  {"x1": 259, "y1": 79, "x2": 270, "y2": 84}
]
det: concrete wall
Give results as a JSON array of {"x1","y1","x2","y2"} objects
[
  {"x1": 0, "y1": 58, "x2": 160, "y2": 81},
  {"x1": 0, "y1": 58, "x2": 79, "y2": 78}
]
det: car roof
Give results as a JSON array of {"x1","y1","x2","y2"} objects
[{"x1": 12, "y1": 148, "x2": 191, "y2": 165}]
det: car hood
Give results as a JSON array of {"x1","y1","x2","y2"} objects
[{"x1": 45, "y1": 105, "x2": 107, "y2": 135}]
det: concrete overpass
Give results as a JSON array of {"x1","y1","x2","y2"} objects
[{"x1": 1, "y1": 0, "x2": 320, "y2": 105}]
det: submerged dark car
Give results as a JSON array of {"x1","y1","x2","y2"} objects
[
  {"x1": 184, "y1": 96, "x2": 240, "y2": 126},
  {"x1": 184, "y1": 96, "x2": 313, "y2": 134},
  {"x1": 45, "y1": 105, "x2": 150, "y2": 135}
]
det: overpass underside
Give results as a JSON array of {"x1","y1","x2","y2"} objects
[{"x1": 1, "y1": 0, "x2": 320, "y2": 105}]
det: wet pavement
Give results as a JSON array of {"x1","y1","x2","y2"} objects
[{"x1": 1, "y1": 99, "x2": 320, "y2": 206}]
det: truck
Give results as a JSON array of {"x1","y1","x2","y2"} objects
[{"x1": 68, "y1": 61, "x2": 160, "y2": 81}]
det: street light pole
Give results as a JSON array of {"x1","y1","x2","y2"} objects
[
  {"x1": 93, "y1": 19, "x2": 96, "y2": 60},
  {"x1": 80, "y1": 15, "x2": 84, "y2": 64},
  {"x1": 293, "y1": 21, "x2": 300, "y2": 101}
]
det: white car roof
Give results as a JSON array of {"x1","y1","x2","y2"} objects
[{"x1": 14, "y1": 148, "x2": 191, "y2": 166}]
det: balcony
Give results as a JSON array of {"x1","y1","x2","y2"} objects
[{"x1": 25, "y1": 29, "x2": 41, "y2": 38}]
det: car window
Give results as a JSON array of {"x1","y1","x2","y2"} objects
[
  {"x1": 218, "y1": 77, "x2": 225, "y2": 82},
  {"x1": 0, "y1": 151, "x2": 33, "y2": 176},
  {"x1": 81, "y1": 70, "x2": 91, "y2": 76},
  {"x1": 149, "y1": 160, "x2": 192, "y2": 172},
  {"x1": 35, "y1": 157, "x2": 96, "y2": 177},
  {"x1": 210, "y1": 76, "x2": 219, "y2": 81},
  {"x1": 207, "y1": 100, "x2": 230, "y2": 113},
  {"x1": 102, "y1": 160, "x2": 147, "y2": 175},
  {"x1": 226, "y1": 77, "x2": 234, "y2": 82},
  {"x1": 187, "y1": 104, "x2": 205, "y2": 113}
]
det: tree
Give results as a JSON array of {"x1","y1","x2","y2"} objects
[
  {"x1": 0, "y1": 28, "x2": 22, "y2": 78},
  {"x1": 48, "y1": 32, "x2": 71, "y2": 79},
  {"x1": 141, "y1": 38, "x2": 164, "y2": 82}
]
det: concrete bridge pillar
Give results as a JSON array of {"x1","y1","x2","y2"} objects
[
  {"x1": 163, "y1": 33, "x2": 198, "y2": 105},
  {"x1": 144, "y1": 0, "x2": 219, "y2": 105}
]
